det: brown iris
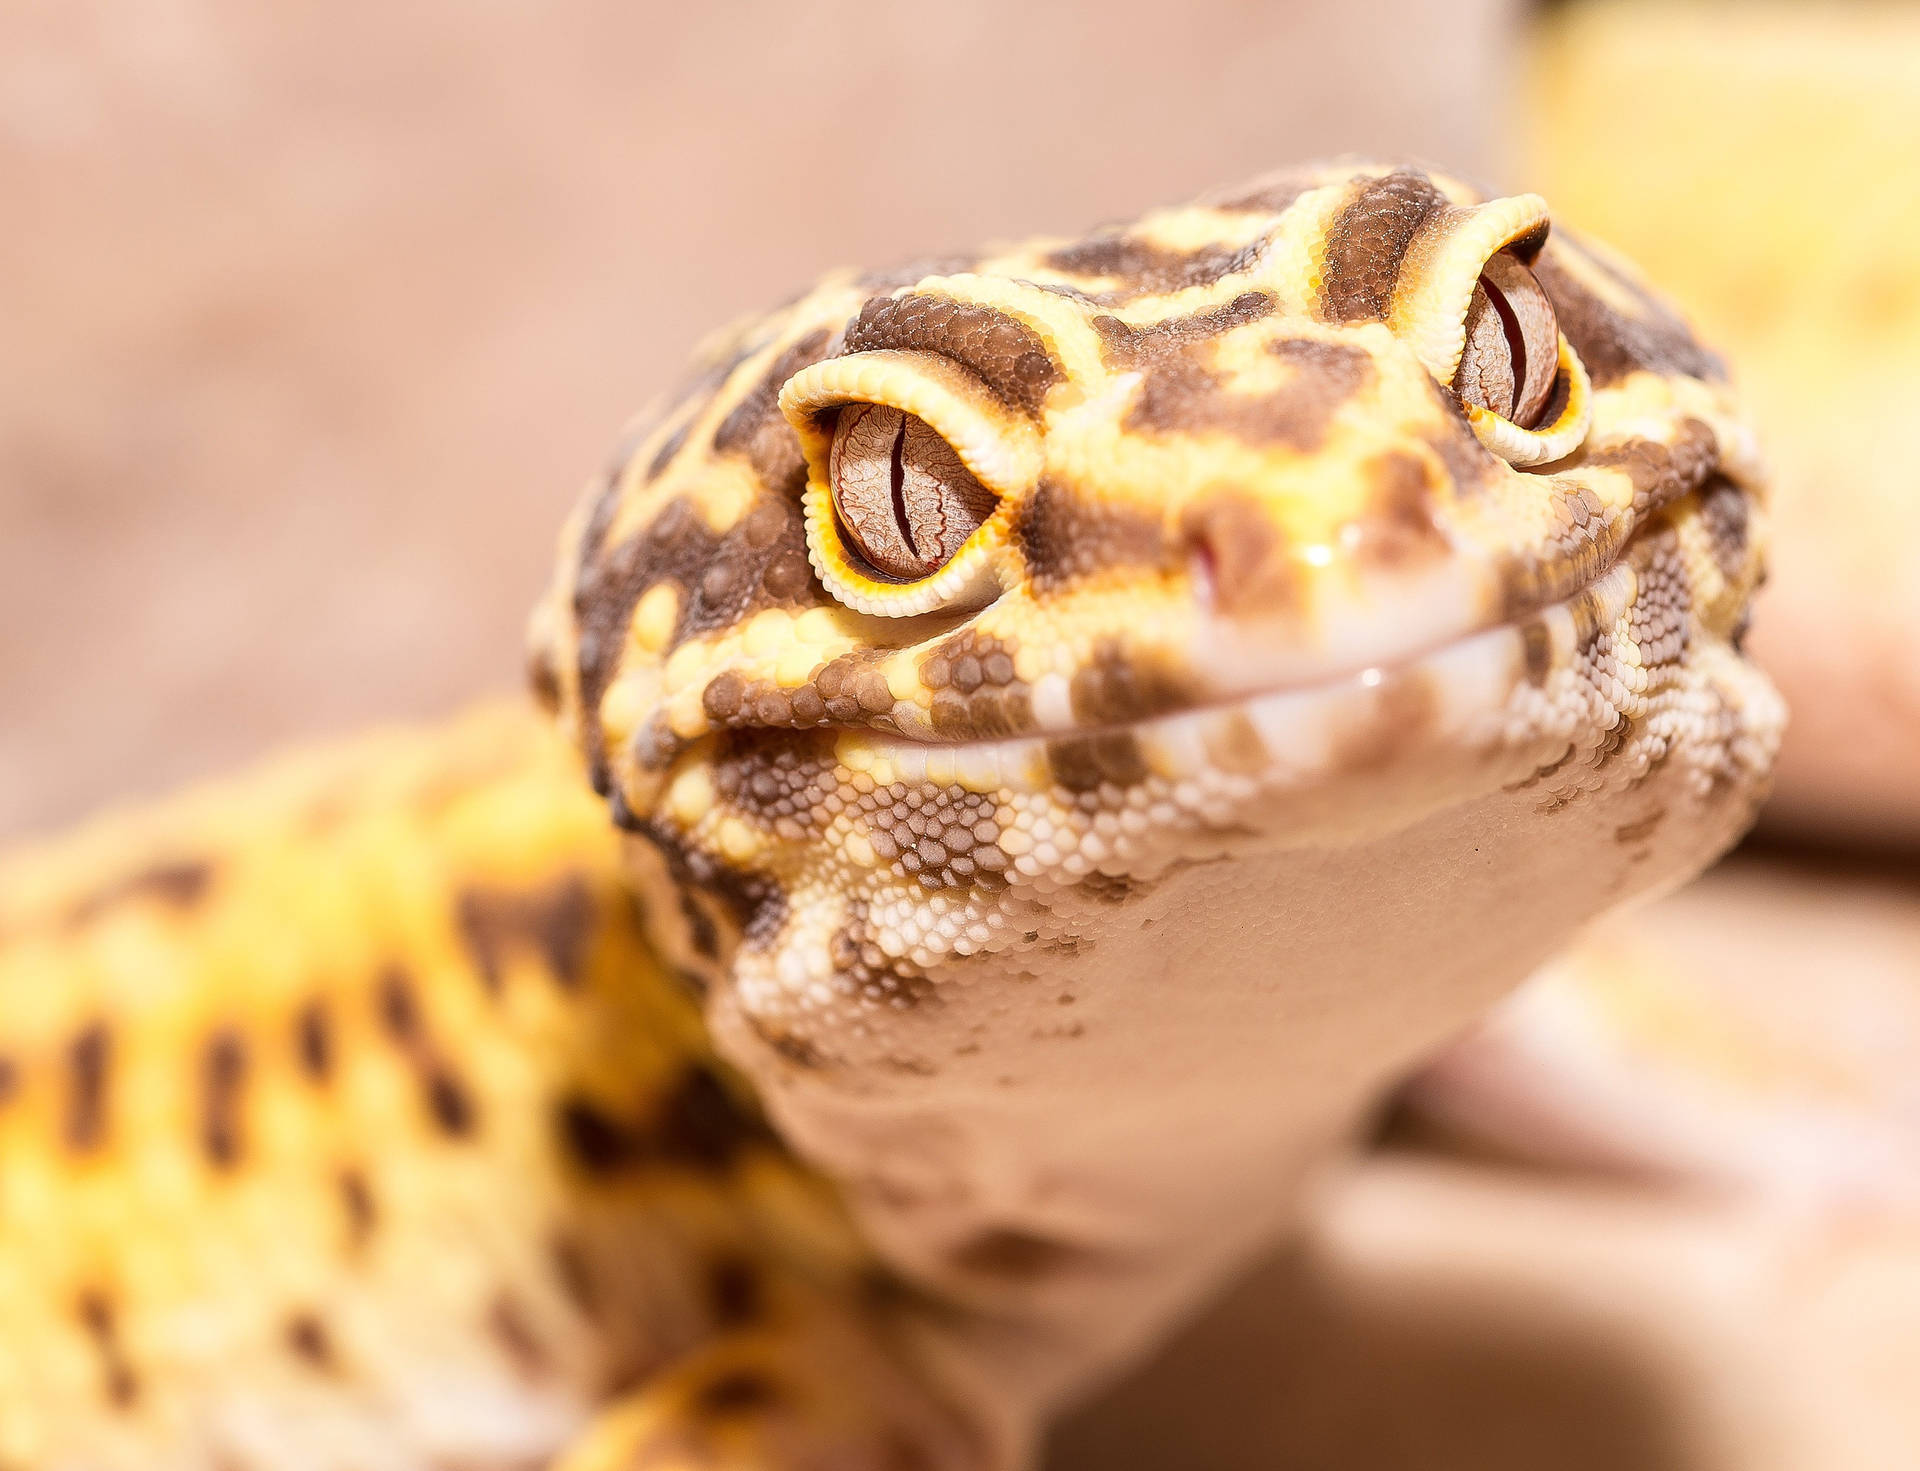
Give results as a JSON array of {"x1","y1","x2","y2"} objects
[
  {"x1": 1455, "y1": 250, "x2": 1560, "y2": 429},
  {"x1": 828, "y1": 404, "x2": 997, "y2": 581}
]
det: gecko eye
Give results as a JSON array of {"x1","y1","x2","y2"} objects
[
  {"x1": 1455, "y1": 250, "x2": 1559, "y2": 430},
  {"x1": 829, "y1": 404, "x2": 998, "y2": 581}
]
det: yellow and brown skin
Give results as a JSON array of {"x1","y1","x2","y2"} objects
[{"x1": 1, "y1": 161, "x2": 1780, "y2": 1469}]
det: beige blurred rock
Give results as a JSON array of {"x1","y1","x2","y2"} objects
[
  {"x1": 0, "y1": 0, "x2": 1520, "y2": 842},
  {"x1": 1525, "y1": 1, "x2": 1920, "y2": 842}
]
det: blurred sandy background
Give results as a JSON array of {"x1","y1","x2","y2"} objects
[{"x1": 0, "y1": 0, "x2": 1520, "y2": 842}]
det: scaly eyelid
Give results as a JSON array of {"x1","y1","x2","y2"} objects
[{"x1": 779, "y1": 350, "x2": 1044, "y2": 499}]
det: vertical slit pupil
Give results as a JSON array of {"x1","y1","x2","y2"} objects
[
  {"x1": 1482, "y1": 275, "x2": 1530, "y2": 423},
  {"x1": 887, "y1": 414, "x2": 917, "y2": 557}
]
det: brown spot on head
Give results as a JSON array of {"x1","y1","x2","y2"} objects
[
  {"x1": 675, "y1": 492, "x2": 818, "y2": 649},
  {"x1": 1583, "y1": 418, "x2": 1718, "y2": 515},
  {"x1": 1126, "y1": 336, "x2": 1371, "y2": 451},
  {"x1": 1203, "y1": 165, "x2": 1330, "y2": 215},
  {"x1": 1044, "y1": 235, "x2": 1251, "y2": 298},
  {"x1": 0, "y1": 1054, "x2": 18, "y2": 1108},
  {"x1": 1015, "y1": 477, "x2": 1169, "y2": 592},
  {"x1": 200, "y1": 1030, "x2": 248, "y2": 1169},
  {"x1": 710, "y1": 327, "x2": 833, "y2": 491},
  {"x1": 571, "y1": 496, "x2": 723, "y2": 790},
  {"x1": 1319, "y1": 170, "x2": 1450, "y2": 322},
  {"x1": 1092, "y1": 291, "x2": 1275, "y2": 366},
  {"x1": 285, "y1": 1312, "x2": 336, "y2": 1372},
  {"x1": 841, "y1": 294, "x2": 1061, "y2": 415},
  {"x1": 66, "y1": 1022, "x2": 110, "y2": 1153},
  {"x1": 1184, "y1": 493, "x2": 1295, "y2": 617},
  {"x1": 1533, "y1": 240, "x2": 1724, "y2": 388}
]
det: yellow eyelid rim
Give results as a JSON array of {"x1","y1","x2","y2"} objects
[
  {"x1": 1465, "y1": 336, "x2": 1593, "y2": 467},
  {"x1": 1394, "y1": 192, "x2": 1553, "y2": 386},
  {"x1": 779, "y1": 350, "x2": 1036, "y2": 619},
  {"x1": 778, "y1": 350, "x2": 1045, "y2": 497},
  {"x1": 800, "y1": 480, "x2": 1012, "y2": 617}
]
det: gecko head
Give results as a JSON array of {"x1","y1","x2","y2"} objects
[{"x1": 530, "y1": 162, "x2": 1781, "y2": 1071}]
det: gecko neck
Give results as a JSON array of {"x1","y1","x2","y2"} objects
[{"x1": 702, "y1": 761, "x2": 1749, "y2": 1431}]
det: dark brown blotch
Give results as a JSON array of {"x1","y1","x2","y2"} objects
[
  {"x1": 76, "y1": 1289, "x2": 139, "y2": 1408},
  {"x1": 285, "y1": 1312, "x2": 337, "y2": 1372},
  {"x1": 705, "y1": 1255, "x2": 764, "y2": 1328},
  {"x1": 1047, "y1": 734, "x2": 1149, "y2": 792},
  {"x1": 1520, "y1": 619, "x2": 1553, "y2": 687},
  {"x1": 1044, "y1": 235, "x2": 1252, "y2": 299},
  {"x1": 1533, "y1": 238, "x2": 1724, "y2": 388},
  {"x1": 375, "y1": 968, "x2": 480, "y2": 1140},
  {"x1": 842, "y1": 294, "x2": 1060, "y2": 416},
  {"x1": 1697, "y1": 475, "x2": 1752, "y2": 581},
  {"x1": 694, "y1": 1368, "x2": 781, "y2": 1419},
  {"x1": 1092, "y1": 291, "x2": 1274, "y2": 365},
  {"x1": 1015, "y1": 477, "x2": 1169, "y2": 592},
  {"x1": 571, "y1": 495, "x2": 723, "y2": 792},
  {"x1": 425, "y1": 1067, "x2": 476, "y2": 1138},
  {"x1": 200, "y1": 1029, "x2": 248, "y2": 1169},
  {"x1": 66, "y1": 858, "x2": 215, "y2": 928},
  {"x1": 1069, "y1": 641, "x2": 1193, "y2": 725},
  {"x1": 1581, "y1": 418, "x2": 1719, "y2": 515},
  {"x1": 1127, "y1": 336, "x2": 1372, "y2": 451},
  {"x1": 1319, "y1": 169, "x2": 1450, "y2": 323},
  {"x1": 556, "y1": 1063, "x2": 769, "y2": 1180},
  {"x1": 65, "y1": 1022, "x2": 111, "y2": 1153},
  {"x1": 338, "y1": 1167, "x2": 377, "y2": 1248},
  {"x1": 294, "y1": 998, "x2": 333, "y2": 1084},
  {"x1": 457, "y1": 873, "x2": 598, "y2": 994}
]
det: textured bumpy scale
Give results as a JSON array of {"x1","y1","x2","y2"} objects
[{"x1": 4, "y1": 162, "x2": 1782, "y2": 1469}]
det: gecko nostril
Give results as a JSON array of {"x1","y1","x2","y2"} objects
[
  {"x1": 1188, "y1": 539, "x2": 1219, "y2": 613},
  {"x1": 1180, "y1": 494, "x2": 1297, "y2": 619}
]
